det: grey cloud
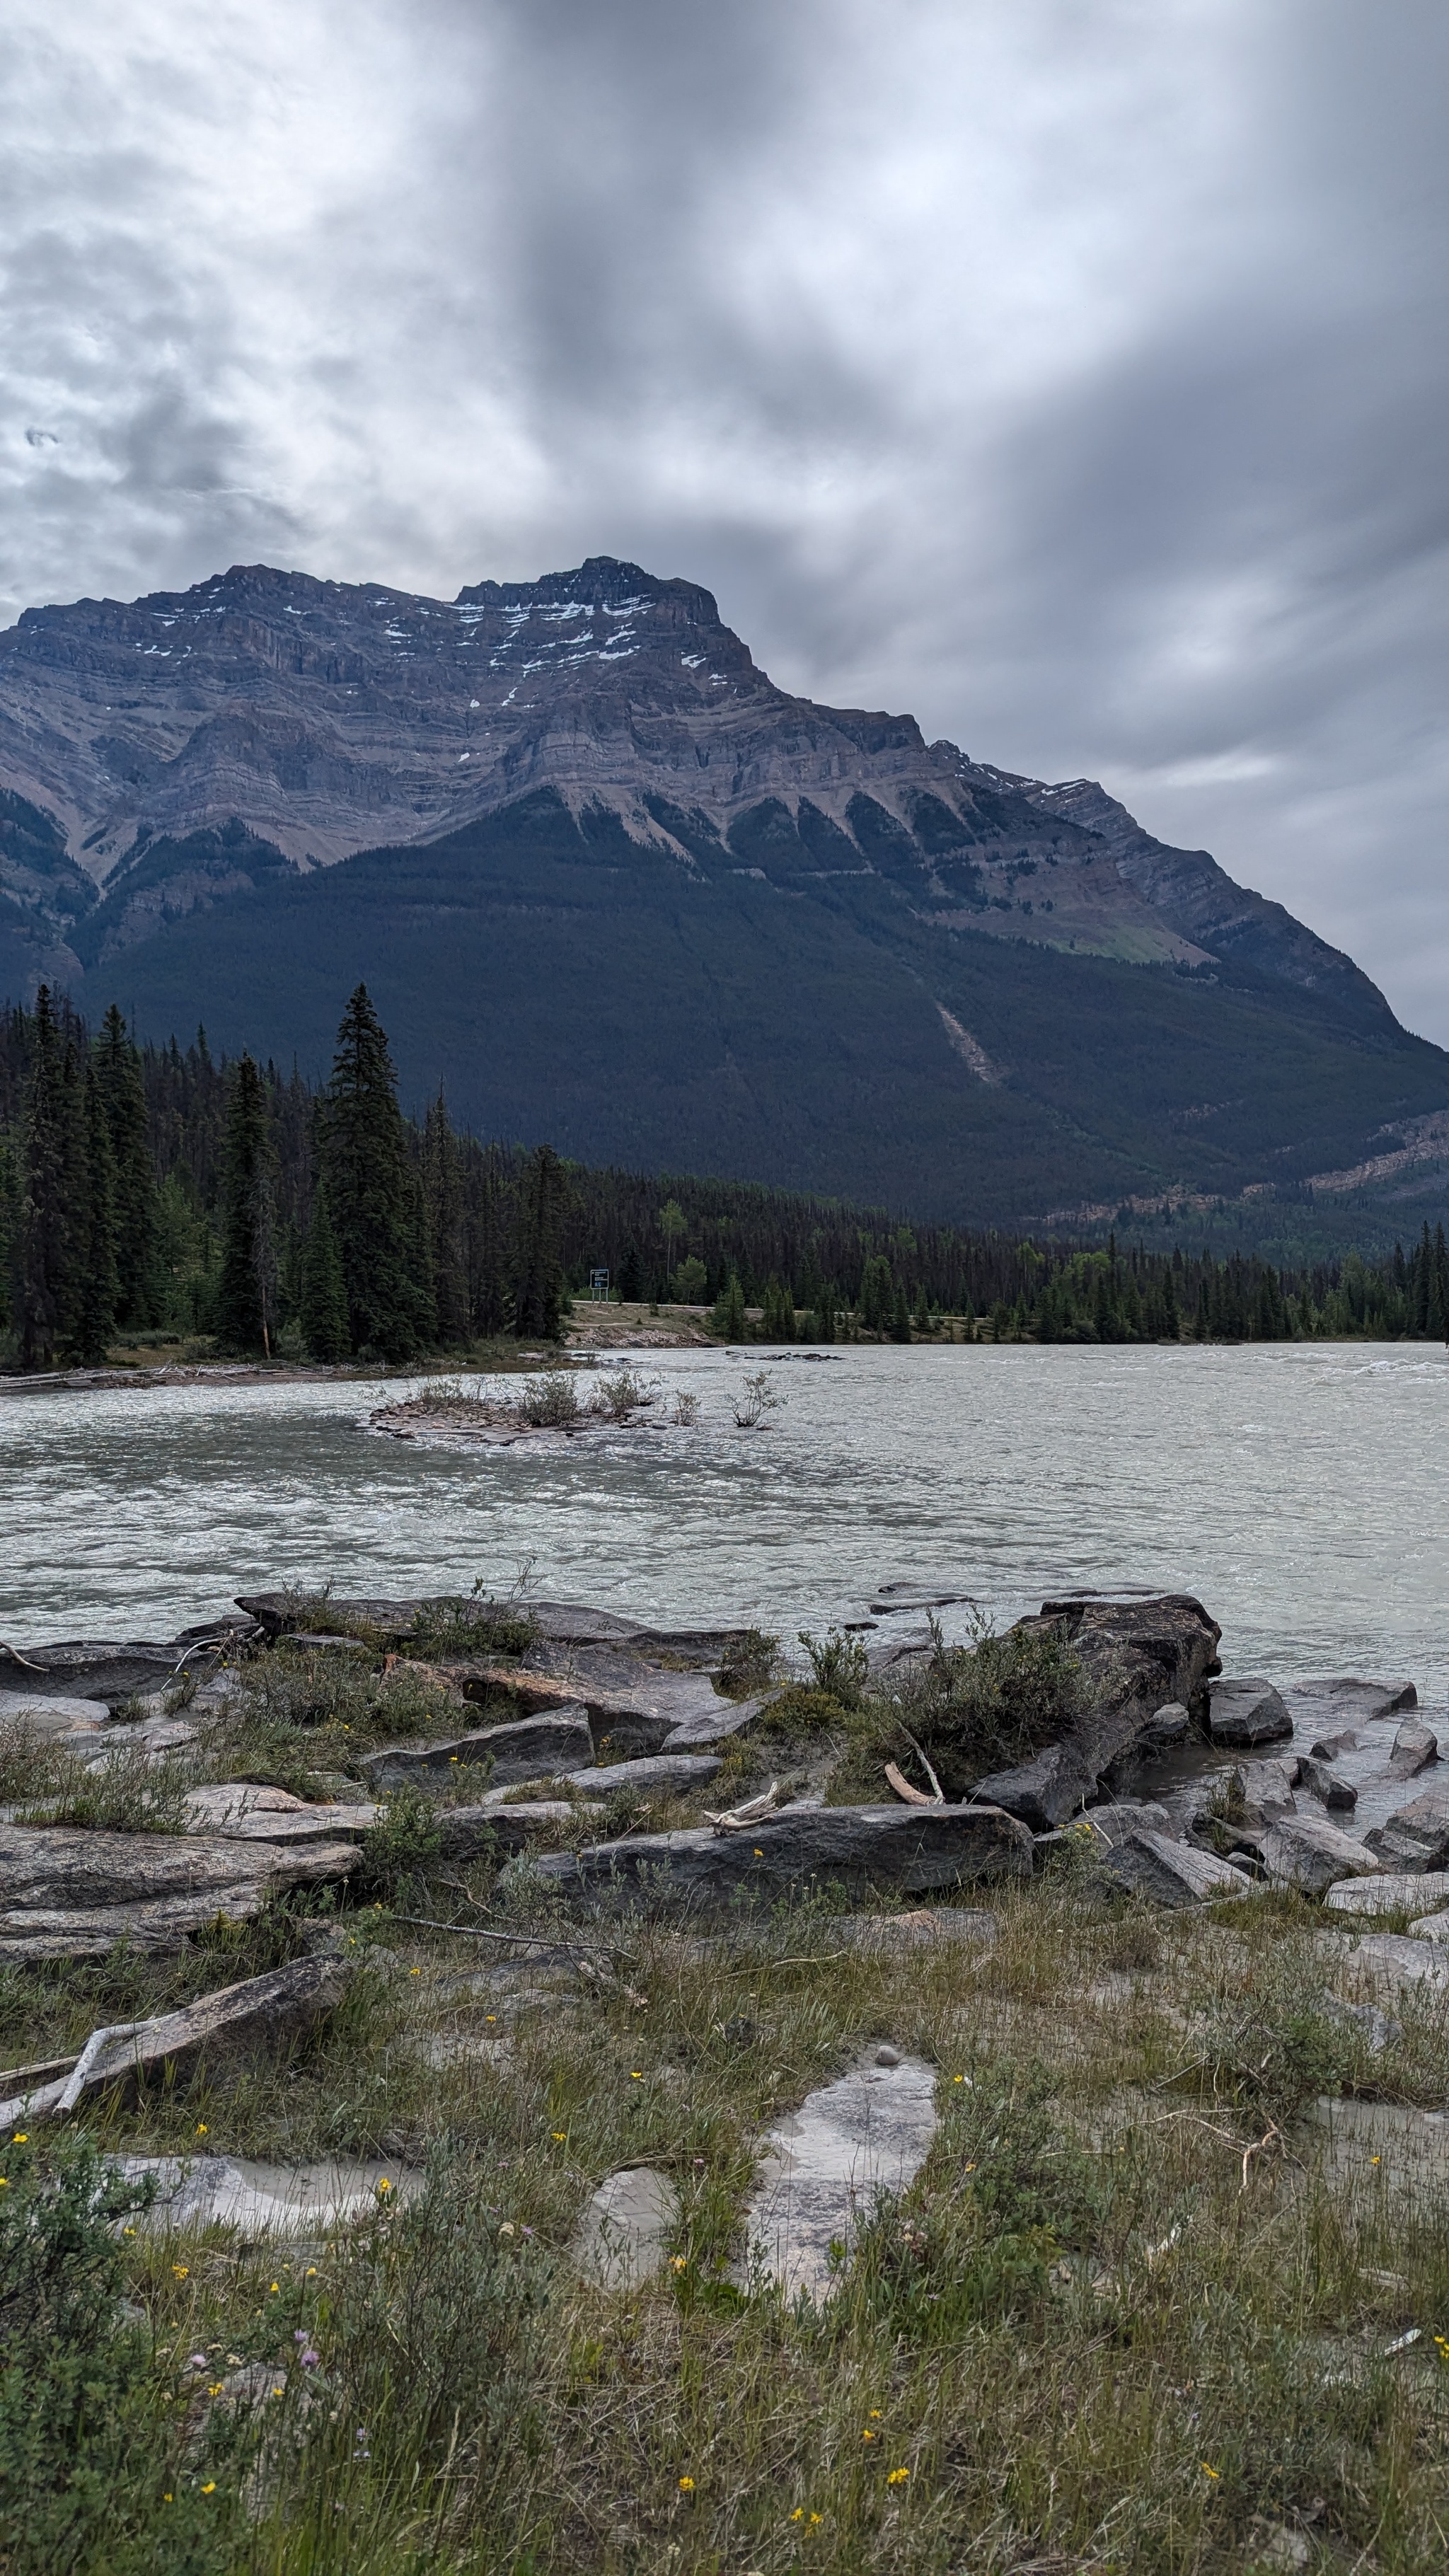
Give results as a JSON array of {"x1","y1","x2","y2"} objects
[{"x1": 0, "y1": 0, "x2": 1445, "y2": 1033}]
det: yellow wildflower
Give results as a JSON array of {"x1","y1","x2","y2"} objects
[
  {"x1": 887, "y1": 2467, "x2": 909, "y2": 2485},
  {"x1": 678, "y1": 2475, "x2": 695, "y2": 2492},
  {"x1": 172, "y1": 2265, "x2": 189, "y2": 2280}
]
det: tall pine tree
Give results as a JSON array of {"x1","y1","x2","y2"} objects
[
  {"x1": 513, "y1": 1143, "x2": 566, "y2": 1342},
  {"x1": 299, "y1": 1180, "x2": 350, "y2": 1361},
  {"x1": 93, "y1": 1005, "x2": 158, "y2": 1329},
  {"x1": 72, "y1": 1058, "x2": 120, "y2": 1364},
  {"x1": 316, "y1": 986, "x2": 429, "y2": 1361},
  {"x1": 215, "y1": 1054, "x2": 278, "y2": 1353},
  {"x1": 422, "y1": 1089, "x2": 470, "y2": 1346},
  {"x1": 15, "y1": 988, "x2": 80, "y2": 1368}
]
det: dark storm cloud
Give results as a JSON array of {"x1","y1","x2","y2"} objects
[{"x1": 1, "y1": 0, "x2": 1445, "y2": 1032}]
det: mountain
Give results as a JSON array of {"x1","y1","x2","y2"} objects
[{"x1": 2, "y1": 555, "x2": 1447, "y2": 1242}]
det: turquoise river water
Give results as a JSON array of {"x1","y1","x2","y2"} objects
[{"x1": 1, "y1": 1341, "x2": 1445, "y2": 1700}]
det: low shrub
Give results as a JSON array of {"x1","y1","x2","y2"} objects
[
  {"x1": 797, "y1": 1627, "x2": 870, "y2": 1709},
  {"x1": 355, "y1": 1787, "x2": 444, "y2": 1903},
  {"x1": 518, "y1": 1373, "x2": 581, "y2": 1429},
  {"x1": 830, "y1": 1610, "x2": 1091, "y2": 1801},
  {"x1": 17, "y1": 1743, "x2": 190, "y2": 1836},
  {"x1": 0, "y1": 2130, "x2": 242, "y2": 2574},
  {"x1": 590, "y1": 1368, "x2": 658, "y2": 1421}
]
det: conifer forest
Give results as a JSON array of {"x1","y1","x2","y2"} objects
[{"x1": 0, "y1": 985, "x2": 1445, "y2": 1371}]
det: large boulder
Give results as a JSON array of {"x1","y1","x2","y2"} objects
[
  {"x1": 1388, "y1": 1719, "x2": 1439, "y2": 1779},
  {"x1": 970, "y1": 1595, "x2": 1223, "y2": 1827},
  {"x1": 1364, "y1": 1786, "x2": 1449, "y2": 1873},
  {"x1": 359, "y1": 1710, "x2": 594, "y2": 1790},
  {"x1": 1296, "y1": 1756, "x2": 1357, "y2": 1811},
  {"x1": 500, "y1": 1801, "x2": 1032, "y2": 1919},
  {"x1": 967, "y1": 1742, "x2": 1095, "y2": 1835},
  {"x1": 1207, "y1": 1680, "x2": 1294, "y2": 1748},
  {"x1": 1252, "y1": 1815, "x2": 1385, "y2": 1897}
]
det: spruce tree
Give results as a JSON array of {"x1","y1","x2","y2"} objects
[
  {"x1": 300, "y1": 1183, "x2": 350, "y2": 1361},
  {"x1": 422, "y1": 1090, "x2": 470, "y2": 1346},
  {"x1": 889, "y1": 1278, "x2": 912, "y2": 1342},
  {"x1": 93, "y1": 1005, "x2": 158, "y2": 1328},
  {"x1": 215, "y1": 1054, "x2": 278, "y2": 1353},
  {"x1": 15, "y1": 988, "x2": 79, "y2": 1368},
  {"x1": 72, "y1": 1058, "x2": 120, "y2": 1364},
  {"x1": 469, "y1": 1149, "x2": 511, "y2": 1338},
  {"x1": 514, "y1": 1143, "x2": 566, "y2": 1342},
  {"x1": 316, "y1": 987, "x2": 427, "y2": 1361},
  {"x1": 711, "y1": 1269, "x2": 748, "y2": 1340}
]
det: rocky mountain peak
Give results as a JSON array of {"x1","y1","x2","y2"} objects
[{"x1": 0, "y1": 555, "x2": 1399, "y2": 1035}]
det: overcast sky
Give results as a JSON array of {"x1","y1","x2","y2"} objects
[{"x1": 3, "y1": 1, "x2": 1446, "y2": 1035}]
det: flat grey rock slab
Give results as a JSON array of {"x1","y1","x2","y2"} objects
[
  {"x1": 1208, "y1": 1680, "x2": 1294, "y2": 1747},
  {"x1": 505, "y1": 1801, "x2": 1034, "y2": 1919},
  {"x1": 114, "y1": 2152, "x2": 418, "y2": 2236},
  {"x1": 1099, "y1": 1828, "x2": 1254, "y2": 1907},
  {"x1": 0, "y1": 1692, "x2": 108, "y2": 1734},
  {"x1": 1364, "y1": 1786, "x2": 1449, "y2": 1872},
  {"x1": 236, "y1": 1592, "x2": 648, "y2": 1648},
  {"x1": 183, "y1": 1784, "x2": 309, "y2": 1825},
  {"x1": 560, "y1": 1753, "x2": 724, "y2": 1797},
  {"x1": 83, "y1": 1715, "x2": 199, "y2": 1760},
  {"x1": 196, "y1": 1805, "x2": 379, "y2": 1845},
  {"x1": 737, "y1": 2051, "x2": 939, "y2": 2299},
  {"x1": 1324, "y1": 1868, "x2": 1449, "y2": 1919},
  {"x1": 0, "y1": 1823, "x2": 359, "y2": 1958},
  {"x1": 574, "y1": 2166, "x2": 679, "y2": 2287},
  {"x1": 361, "y1": 1711, "x2": 594, "y2": 1789},
  {"x1": 0, "y1": 1622, "x2": 241, "y2": 1706}
]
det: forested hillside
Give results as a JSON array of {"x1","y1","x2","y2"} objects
[{"x1": 1, "y1": 987, "x2": 1444, "y2": 1372}]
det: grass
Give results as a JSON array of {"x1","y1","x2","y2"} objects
[
  {"x1": 4, "y1": 1868, "x2": 1448, "y2": 2572},
  {"x1": 6, "y1": 1615, "x2": 1449, "y2": 2568}
]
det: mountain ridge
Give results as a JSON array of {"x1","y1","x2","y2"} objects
[
  {"x1": 0, "y1": 555, "x2": 1392, "y2": 1028},
  {"x1": 1, "y1": 555, "x2": 1445, "y2": 1249}
]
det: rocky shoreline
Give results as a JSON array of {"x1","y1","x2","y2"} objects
[{"x1": 1, "y1": 1587, "x2": 1443, "y2": 1970}]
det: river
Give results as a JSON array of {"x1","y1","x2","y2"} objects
[{"x1": 1, "y1": 1343, "x2": 1445, "y2": 1702}]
